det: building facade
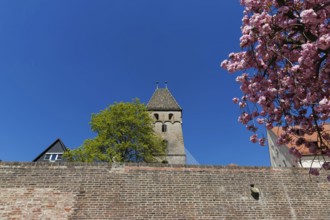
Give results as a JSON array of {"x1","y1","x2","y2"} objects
[
  {"x1": 267, "y1": 124, "x2": 330, "y2": 168},
  {"x1": 33, "y1": 139, "x2": 67, "y2": 162}
]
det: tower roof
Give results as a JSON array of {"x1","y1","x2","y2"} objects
[{"x1": 147, "y1": 88, "x2": 182, "y2": 111}]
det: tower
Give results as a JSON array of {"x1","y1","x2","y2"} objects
[{"x1": 147, "y1": 85, "x2": 186, "y2": 164}]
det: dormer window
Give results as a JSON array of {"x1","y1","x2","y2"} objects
[
  {"x1": 154, "y1": 113, "x2": 159, "y2": 120},
  {"x1": 162, "y1": 124, "x2": 167, "y2": 132},
  {"x1": 169, "y1": 113, "x2": 173, "y2": 120},
  {"x1": 44, "y1": 153, "x2": 63, "y2": 162},
  {"x1": 292, "y1": 128, "x2": 304, "y2": 136}
]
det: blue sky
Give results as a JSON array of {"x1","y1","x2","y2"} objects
[{"x1": 0, "y1": 0, "x2": 269, "y2": 166}]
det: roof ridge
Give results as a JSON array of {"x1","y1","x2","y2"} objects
[{"x1": 165, "y1": 88, "x2": 182, "y2": 110}]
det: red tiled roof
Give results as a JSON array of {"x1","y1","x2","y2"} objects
[{"x1": 270, "y1": 124, "x2": 330, "y2": 156}]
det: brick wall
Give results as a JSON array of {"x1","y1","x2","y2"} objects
[{"x1": 0, "y1": 162, "x2": 329, "y2": 219}]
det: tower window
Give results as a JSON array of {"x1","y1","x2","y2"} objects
[
  {"x1": 169, "y1": 113, "x2": 173, "y2": 120},
  {"x1": 162, "y1": 124, "x2": 167, "y2": 132},
  {"x1": 154, "y1": 113, "x2": 159, "y2": 120}
]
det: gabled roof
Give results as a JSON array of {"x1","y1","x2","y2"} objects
[
  {"x1": 33, "y1": 138, "x2": 68, "y2": 162},
  {"x1": 147, "y1": 88, "x2": 182, "y2": 111},
  {"x1": 269, "y1": 124, "x2": 330, "y2": 156}
]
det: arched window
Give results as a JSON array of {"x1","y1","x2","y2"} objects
[
  {"x1": 162, "y1": 124, "x2": 167, "y2": 132},
  {"x1": 169, "y1": 113, "x2": 173, "y2": 120},
  {"x1": 154, "y1": 113, "x2": 159, "y2": 120}
]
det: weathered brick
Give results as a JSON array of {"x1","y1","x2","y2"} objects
[{"x1": 0, "y1": 162, "x2": 329, "y2": 219}]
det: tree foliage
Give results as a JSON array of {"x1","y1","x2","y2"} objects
[
  {"x1": 64, "y1": 99, "x2": 166, "y2": 163},
  {"x1": 221, "y1": 0, "x2": 330, "y2": 179}
]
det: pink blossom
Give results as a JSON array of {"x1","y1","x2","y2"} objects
[
  {"x1": 290, "y1": 65, "x2": 300, "y2": 72},
  {"x1": 317, "y1": 33, "x2": 330, "y2": 50},
  {"x1": 261, "y1": 23, "x2": 271, "y2": 34},
  {"x1": 300, "y1": 9, "x2": 317, "y2": 24},
  {"x1": 309, "y1": 168, "x2": 320, "y2": 176},
  {"x1": 238, "y1": 112, "x2": 252, "y2": 124},
  {"x1": 322, "y1": 162, "x2": 330, "y2": 170},
  {"x1": 289, "y1": 147, "x2": 302, "y2": 158},
  {"x1": 239, "y1": 102, "x2": 247, "y2": 108},
  {"x1": 257, "y1": 96, "x2": 266, "y2": 105},
  {"x1": 250, "y1": 134, "x2": 258, "y2": 143},
  {"x1": 266, "y1": 123, "x2": 273, "y2": 130},
  {"x1": 256, "y1": 118, "x2": 265, "y2": 124},
  {"x1": 246, "y1": 125, "x2": 257, "y2": 132},
  {"x1": 319, "y1": 97, "x2": 329, "y2": 105},
  {"x1": 259, "y1": 111, "x2": 266, "y2": 117},
  {"x1": 259, "y1": 138, "x2": 266, "y2": 146},
  {"x1": 285, "y1": 115, "x2": 293, "y2": 124},
  {"x1": 232, "y1": 97, "x2": 239, "y2": 104}
]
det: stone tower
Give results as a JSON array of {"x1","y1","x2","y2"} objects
[{"x1": 147, "y1": 86, "x2": 186, "y2": 164}]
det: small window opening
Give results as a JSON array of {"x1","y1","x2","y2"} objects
[
  {"x1": 51, "y1": 154, "x2": 57, "y2": 161},
  {"x1": 283, "y1": 160, "x2": 287, "y2": 167},
  {"x1": 162, "y1": 124, "x2": 167, "y2": 132},
  {"x1": 292, "y1": 128, "x2": 304, "y2": 136},
  {"x1": 44, "y1": 153, "x2": 63, "y2": 161},
  {"x1": 169, "y1": 113, "x2": 173, "y2": 120},
  {"x1": 154, "y1": 113, "x2": 159, "y2": 120},
  {"x1": 307, "y1": 141, "x2": 318, "y2": 147}
]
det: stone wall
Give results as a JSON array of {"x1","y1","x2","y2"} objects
[
  {"x1": 1, "y1": 162, "x2": 329, "y2": 219},
  {"x1": 152, "y1": 110, "x2": 186, "y2": 164}
]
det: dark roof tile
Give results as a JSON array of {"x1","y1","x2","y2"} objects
[
  {"x1": 147, "y1": 88, "x2": 182, "y2": 111},
  {"x1": 33, "y1": 139, "x2": 68, "y2": 162}
]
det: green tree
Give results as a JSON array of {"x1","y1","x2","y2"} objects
[{"x1": 64, "y1": 99, "x2": 166, "y2": 162}]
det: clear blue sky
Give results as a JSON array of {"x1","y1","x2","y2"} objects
[{"x1": 0, "y1": 0, "x2": 269, "y2": 166}]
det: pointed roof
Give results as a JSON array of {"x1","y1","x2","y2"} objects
[
  {"x1": 147, "y1": 88, "x2": 182, "y2": 111},
  {"x1": 33, "y1": 138, "x2": 68, "y2": 162}
]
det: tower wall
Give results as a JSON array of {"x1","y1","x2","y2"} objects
[{"x1": 151, "y1": 111, "x2": 186, "y2": 164}]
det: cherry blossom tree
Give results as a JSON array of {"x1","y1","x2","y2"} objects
[{"x1": 221, "y1": 0, "x2": 330, "y2": 179}]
